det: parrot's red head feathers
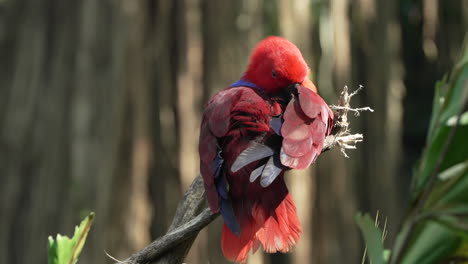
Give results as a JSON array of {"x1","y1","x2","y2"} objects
[{"x1": 244, "y1": 36, "x2": 311, "y2": 94}]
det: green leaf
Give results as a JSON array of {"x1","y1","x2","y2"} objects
[
  {"x1": 433, "y1": 204, "x2": 468, "y2": 215},
  {"x1": 383, "y1": 249, "x2": 391, "y2": 262},
  {"x1": 437, "y1": 169, "x2": 468, "y2": 205},
  {"x1": 446, "y1": 111, "x2": 468, "y2": 126},
  {"x1": 390, "y1": 223, "x2": 412, "y2": 264},
  {"x1": 400, "y1": 221, "x2": 460, "y2": 264},
  {"x1": 439, "y1": 63, "x2": 468, "y2": 123},
  {"x1": 48, "y1": 212, "x2": 95, "y2": 264},
  {"x1": 355, "y1": 213, "x2": 385, "y2": 264},
  {"x1": 453, "y1": 241, "x2": 468, "y2": 259},
  {"x1": 425, "y1": 165, "x2": 468, "y2": 208},
  {"x1": 426, "y1": 78, "x2": 447, "y2": 142},
  {"x1": 433, "y1": 215, "x2": 468, "y2": 239},
  {"x1": 438, "y1": 160, "x2": 468, "y2": 181}
]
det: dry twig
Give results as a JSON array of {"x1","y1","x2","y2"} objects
[{"x1": 326, "y1": 85, "x2": 374, "y2": 157}]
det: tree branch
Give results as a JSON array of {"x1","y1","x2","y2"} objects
[{"x1": 110, "y1": 86, "x2": 370, "y2": 264}]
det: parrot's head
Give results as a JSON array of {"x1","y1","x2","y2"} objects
[{"x1": 244, "y1": 36, "x2": 316, "y2": 94}]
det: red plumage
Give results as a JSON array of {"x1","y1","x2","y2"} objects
[{"x1": 199, "y1": 36, "x2": 333, "y2": 263}]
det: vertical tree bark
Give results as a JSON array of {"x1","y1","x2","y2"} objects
[
  {"x1": 166, "y1": 0, "x2": 206, "y2": 262},
  {"x1": 147, "y1": 0, "x2": 180, "y2": 241},
  {"x1": 108, "y1": 0, "x2": 153, "y2": 258},
  {"x1": 353, "y1": 0, "x2": 405, "y2": 244},
  {"x1": 278, "y1": 1, "x2": 314, "y2": 263},
  {"x1": 0, "y1": 0, "x2": 152, "y2": 263},
  {"x1": 311, "y1": 1, "x2": 361, "y2": 263}
]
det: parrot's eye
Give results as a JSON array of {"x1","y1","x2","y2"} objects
[{"x1": 271, "y1": 70, "x2": 277, "y2": 79}]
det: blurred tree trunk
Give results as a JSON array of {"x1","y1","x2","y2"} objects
[
  {"x1": 312, "y1": 1, "x2": 361, "y2": 263},
  {"x1": 149, "y1": 0, "x2": 206, "y2": 262},
  {"x1": 175, "y1": 0, "x2": 205, "y2": 260},
  {"x1": 147, "y1": 0, "x2": 181, "y2": 242},
  {"x1": 0, "y1": 0, "x2": 152, "y2": 263},
  {"x1": 352, "y1": 0, "x2": 405, "y2": 244},
  {"x1": 278, "y1": 0, "x2": 314, "y2": 263},
  {"x1": 109, "y1": 0, "x2": 152, "y2": 258}
]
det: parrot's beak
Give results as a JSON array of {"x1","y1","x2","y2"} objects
[
  {"x1": 287, "y1": 83, "x2": 300, "y2": 97},
  {"x1": 287, "y1": 83, "x2": 299, "y2": 93}
]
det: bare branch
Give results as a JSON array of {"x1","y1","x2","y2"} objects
[
  {"x1": 117, "y1": 207, "x2": 217, "y2": 264},
  {"x1": 111, "y1": 85, "x2": 372, "y2": 264},
  {"x1": 329, "y1": 105, "x2": 374, "y2": 116},
  {"x1": 323, "y1": 85, "x2": 372, "y2": 157}
]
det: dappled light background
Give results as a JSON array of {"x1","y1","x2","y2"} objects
[{"x1": 0, "y1": 0, "x2": 466, "y2": 263}]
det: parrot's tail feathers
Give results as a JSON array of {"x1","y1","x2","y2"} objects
[
  {"x1": 221, "y1": 193, "x2": 301, "y2": 263},
  {"x1": 254, "y1": 193, "x2": 301, "y2": 253},
  {"x1": 221, "y1": 220, "x2": 255, "y2": 264}
]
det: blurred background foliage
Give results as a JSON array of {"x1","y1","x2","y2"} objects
[
  {"x1": 0, "y1": 0, "x2": 466, "y2": 263},
  {"x1": 391, "y1": 44, "x2": 468, "y2": 264},
  {"x1": 356, "y1": 45, "x2": 468, "y2": 264}
]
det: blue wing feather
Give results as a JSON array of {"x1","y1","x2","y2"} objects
[
  {"x1": 213, "y1": 149, "x2": 224, "y2": 178},
  {"x1": 270, "y1": 116, "x2": 283, "y2": 136},
  {"x1": 216, "y1": 172, "x2": 229, "y2": 199}
]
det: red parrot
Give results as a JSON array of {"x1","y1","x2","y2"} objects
[{"x1": 199, "y1": 36, "x2": 333, "y2": 263}]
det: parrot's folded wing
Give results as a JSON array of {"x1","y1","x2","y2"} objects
[
  {"x1": 280, "y1": 85, "x2": 333, "y2": 169},
  {"x1": 199, "y1": 88, "x2": 242, "y2": 213}
]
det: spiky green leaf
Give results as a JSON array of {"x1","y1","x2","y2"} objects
[{"x1": 48, "y1": 212, "x2": 95, "y2": 264}]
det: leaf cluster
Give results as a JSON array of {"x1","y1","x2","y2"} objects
[{"x1": 357, "y1": 43, "x2": 468, "y2": 264}]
